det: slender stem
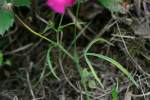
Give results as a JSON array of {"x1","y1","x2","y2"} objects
[{"x1": 15, "y1": 14, "x2": 75, "y2": 61}]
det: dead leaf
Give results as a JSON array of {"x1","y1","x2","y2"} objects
[
  {"x1": 124, "y1": 91, "x2": 132, "y2": 100},
  {"x1": 131, "y1": 19, "x2": 150, "y2": 37}
]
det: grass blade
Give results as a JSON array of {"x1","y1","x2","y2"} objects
[
  {"x1": 84, "y1": 55, "x2": 104, "y2": 88},
  {"x1": 86, "y1": 53, "x2": 139, "y2": 87},
  {"x1": 47, "y1": 46, "x2": 60, "y2": 80},
  {"x1": 84, "y1": 38, "x2": 113, "y2": 88}
]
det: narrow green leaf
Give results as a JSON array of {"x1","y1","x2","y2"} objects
[
  {"x1": 84, "y1": 38, "x2": 138, "y2": 87},
  {"x1": 47, "y1": 46, "x2": 60, "y2": 80},
  {"x1": 84, "y1": 38, "x2": 113, "y2": 89},
  {"x1": 86, "y1": 53, "x2": 139, "y2": 87},
  {"x1": 112, "y1": 86, "x2": 119, "y2": 100},
  {"x1": 0, "y1": 10, "x2": 14, "y2": 36},
  {"x1": 0, "y1": 51, "x2": 3, "y2": 66},
  {"x1": 85, "y1": 56, "x2": 104, "y2": 88},
  {"x1": 88, "y1": 80, "x2": 97, "y2": 89}
]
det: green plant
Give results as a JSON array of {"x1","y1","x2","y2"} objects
[
  {"x1": 98, "y1": 0, "x2": 127, "y2": 13},
  {"x1": 112, "y1": 85, "x2": 119, "y2": 100},
  {"x1": 0, "y1": 51, "x2": 3, "y2": 66},
  {"x1": 81, "y1": 68, "x2": 97, "y2": 100},
  {"x1": 81, "y1": 68, "x2": 97, "y2": 89},
  {"x1": 84, "y1": 38, "x2": 139, "y2": 88},
  {"x1": 47, "y1": 46, "x2": 60, "y2": 80},
  {"x1": 0, "y1": 0, "x2": 30, "y2": 36},
  {"x1": 0, "y1": 51, "x2": 12, "y2": 67}
]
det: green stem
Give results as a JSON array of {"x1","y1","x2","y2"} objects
[{"x1": 15, "y1": 14, "x2": 75, "y2": 61}]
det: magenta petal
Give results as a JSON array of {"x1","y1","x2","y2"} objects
[
  {"x1": 51, "y1": 5, "x2": 65, "y2": 14},
  {"x1": 47, "y1": 0, "x2": 75, "y2": 14},
  {"x1": 65, "y1": 0, "x2": 76, "y2": 6},
  {"x1": 47, "y1": 0, "x2": 65, "y2": 14}
]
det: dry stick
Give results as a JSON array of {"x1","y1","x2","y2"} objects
[
  {"x1": 4, "y1": 43, "x2": 33, "y2": 55},
  {"x1": 36, "y1": 14, "x2": 48, "y2": 25},
  {"x1": 94, "y1": 76, "x2": 150, "y2": 99},
  {"x1": 68, "y1": 21, "x2": 92, "y2": 49},
  {"x1": 67, "y1": 9, "x2": 91, "y2": 40},
  {"x1": 93, "y1": 83, "x2": 129, "y2": 99},
  {"x1": 134, "y1": 0, "x2": 142, "y2": 17},
  {"x1": 5, "y1": 25, "x2": 18, "y2": 37},
  {"x1": 137, "y1": 76, "x2": 146, "y2": 99},
  {"x1": 58, "y1": 57, "x2": 94, "y2": 98},
  {"x1": 130, "y1": 91, "x2": 150, "y2": 97},
  {"x1": 67, "y1": 9, "x2": 81, "y2": 29},
  {"x1": 112, "y1": 34, "x2": 136, "y2": 39},
  {"x1": 116, "y1": 23, "x2": 150, "y2": 77},
  {"x1": 26, "y1": 71, "x2": 36, "y2": 100},
  {"x1": 97, "y1": 18, "x2": 114, "y2": 37},
  {"x1": 58, "y1": 57, "x2": 82, "y2": 93}
]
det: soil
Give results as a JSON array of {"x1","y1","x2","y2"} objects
[{"x1": 1, "y1": 0, "x2": 150, "y2": 100}]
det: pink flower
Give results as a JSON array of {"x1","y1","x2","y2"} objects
[{"x1": 47, "y1": 0, "x2": 76, "y2": 14}]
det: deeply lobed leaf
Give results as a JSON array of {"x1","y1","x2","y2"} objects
[{"x1": 0, "y1": 10, "x2": 14, "y2": 36}]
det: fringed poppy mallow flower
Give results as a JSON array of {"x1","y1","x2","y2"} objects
[{"x1": 47, "y1": 0, "x2": 76, "y2": 14}]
